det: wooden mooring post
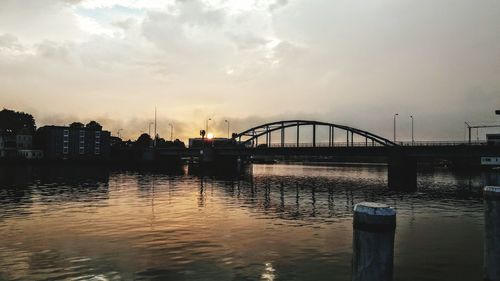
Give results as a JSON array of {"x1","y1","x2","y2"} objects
[{"x1": 352, "y1": 202, "x2": 396, "y2": 281}]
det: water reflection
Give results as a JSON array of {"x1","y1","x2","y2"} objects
[{"x1": 0, "y1": 164, "x2": 496, "y2": 281}]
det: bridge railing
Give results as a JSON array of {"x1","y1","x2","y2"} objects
[
  {"x1": 260, "y1": 142, "x2": 385, "y2": 148},
  {"x1": 396, "y1": 140, "x2": 487, "y2": 146},
  {"x1": 254, "y1": 140, "x2": 488, "y2": 148}
]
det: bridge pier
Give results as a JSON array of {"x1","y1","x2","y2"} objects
[
  {"x1": 387, "y1": 150, "x2": 417, "y2": 191},
  {"x1": 199, "y1": 147, "x2": 245, "y2": 168},
  {"x1": 200, "y1": 147, "x2": 216, "y2": 163}
]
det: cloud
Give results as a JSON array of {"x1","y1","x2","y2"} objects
[
  {"x1": 141, "y1": 1, "x2": 227, "y2": 56},
  {"x1": 112, "y1": 18, "x2": 137, "y2": 30},
  {"x1": 0, "y1": 34, "x2": 22, "y2": 50},
  {"x1": 1, "y1": 0, "x2": 500, "y2": 142},
  {"x1": 36, "y1": 41, "x2": 74, "y2": 63},
  {"x1": 226, "y1": 32, "x2": 269, "y2": 50},
  {"x1": 269, "y1": 0, "x2": 289, "y2": 11},
  {"x1": 0, "y1": 0, "x2": 85, "y2": 43}
]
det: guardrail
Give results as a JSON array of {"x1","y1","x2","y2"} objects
[
  {"x1": 255, "y1": 140, "x2": 488, "y2": 148},
  {"x1": 262, "y1": 142, "x2": 383, "y2": 148},
  {"x1": 397, "y1": 140, "x2": 487, "y2": 146}
]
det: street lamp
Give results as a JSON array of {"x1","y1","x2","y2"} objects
[
  {"x1": 393, "y1": 113, "x2": 399, "y2": 143},
  {"x1": 410, "y1": 115, "x2": 414, "y2": 144},
  {"x1": 117, "y1": 128, "x2": 123, "y2": 139},
  {"x1": 169, "y1": 123, "x2": 173, "y2": 141},
  {"x1": 206, "y1": 118, "x2": 212, "y2": 135},
  {"x1": 148, "y1": 122, "x2": 154, "y2": 137},
  {"x1": 224, "y1": 119, "x2": 230, "y2": 138}
]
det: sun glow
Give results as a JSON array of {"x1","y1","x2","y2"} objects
[{"x1": 207, "y1": 133, "x2": 214, "y2": 139}]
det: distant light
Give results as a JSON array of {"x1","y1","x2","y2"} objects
[{"x1": 207, "y1": 133, "x2": 214, "y2": 139}]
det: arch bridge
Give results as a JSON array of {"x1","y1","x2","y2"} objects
[{"x1": 232, "y1": 120, "x2": 397, "y2": 148}]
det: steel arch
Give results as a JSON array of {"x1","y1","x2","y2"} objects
[{"x1": 232, "y1": 120, "x2": 397, "y2": 147}]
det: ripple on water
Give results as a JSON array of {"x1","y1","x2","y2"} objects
[{"x1": 0, "y1": 165, "x2": 494, "y2": 281}]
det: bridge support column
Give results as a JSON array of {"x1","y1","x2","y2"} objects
[
  {"x1": 329, "y1": 126, "x2": 332, "y2": 147},
  {"x1": 387, "y1": 150, "x2": 417, "y2": 191},
  {"x1": 313, "y1": 124, "x2": 316, "y2": 147},
  {"x1": 296, "y1": 122, "x2": 300, "y2": 147},
  {"x1": 281, "y1": 122, "x2": 285, "y2": 148},
  {"x1": 352, "y1": 202, "x2": 396, "y2": 281},
  {"x1": 484, "y1": 186, "x2": 500, "y2": 281}
]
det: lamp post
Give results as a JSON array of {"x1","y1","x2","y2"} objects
[
  {"x1": 169, "y1": 123, "x2": 173, "y2": 141},
  {"x1": 206, "y1": 118, "x2": 212, "y2": 135},
  {"x1": 410, "y1": 115, "x2": 414, "y2": 145},
  {"x1": 148, "y1": 122, "x2": 154, "y2": 137},
  {"x1": 465, "y1": 122, "x2": 471, "y2": 144},
  {"x1": 117, "y1": 129, "x2": 123, "y2": 139},
  {"x1": 393, "y1": 113, "x2": 399, "y2": 143},
  {"x1": 224, "y1": 119, "x2": 230, "y2": 139}
]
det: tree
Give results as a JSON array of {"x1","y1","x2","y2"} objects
[
  {"x1": 173, "y1": 139, "x2": 186, "y2": 148},
  {"x1": 69, "y1": 122, "x2": 84, "y2": 128},
  {"x1": 0, "y1": 108, "x2": 36, "y2": 133},
  {"x1": 135, "y1": 133, "x2": 152, "y2": 148},
  {"x1": 85, "y1": 121, "x2": 102, "y2": 130},
  {"x1": 155, "y1": 137, "x2": 167, "y2": 148}
]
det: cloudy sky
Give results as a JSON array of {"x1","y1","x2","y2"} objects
[{"x1": 0, "y1": 0, "x2": 499, "y2": 141}]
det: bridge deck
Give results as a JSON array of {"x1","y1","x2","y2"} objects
[{"x1": 157, "y1": 144, "x2": 500, "y2": 159}]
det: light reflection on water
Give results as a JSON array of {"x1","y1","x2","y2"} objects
[{"x1": 0, "y1": 164, "x2": 496, "y2": 281}]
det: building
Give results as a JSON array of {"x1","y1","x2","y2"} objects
[
  {"x1": 36, "y1": 125, "x2": 111, "y2": 160},
  {"x1": 17, "y1": 149, "x2": 43, "y2": 160},
  {"x1": 0, "y1": 129, "x2": 43, "y2": 160},
  {"x1": 481, "y1": 157, "x2": 500, "y2": 166},
  {"x1": 16, "y1": 130, "x2": 33, "y2": 149},
  {"x1": 0, "y1": 131, "x2": 17, "y2": 158},
  {"x1": 487, "y1": 134, "x2": 500, "y2": 145}
]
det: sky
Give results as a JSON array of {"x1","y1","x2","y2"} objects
[{"x1": 0, "y1": 0, "x2": 499, "y2": 142}]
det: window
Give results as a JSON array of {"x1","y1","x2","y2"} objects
[
  {"x1": 63, "y1": 129, "x2": 70, "y2": 154},
  {"x1": 78, "y1": 130, "x2": 85, "y2": 154},
  {"x1": 94, "y1": 131, "x2": 101, "y2": 155}
]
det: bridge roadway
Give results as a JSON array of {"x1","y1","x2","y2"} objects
[{"x1": 158, "y1": 143, "x2": 500, "y2": 160}]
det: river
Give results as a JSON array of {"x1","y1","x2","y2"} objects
[{"x1": 0, "y1": 164, "x2": 497, "y2": 281}]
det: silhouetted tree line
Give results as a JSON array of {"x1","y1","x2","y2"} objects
[
  {"x1": 69, "y1": 121, "x2": 102, "y2": 130},
  {"x1": 130, "y1": 133, "x2": 184, "y2": 148},
  {"x1": 156, "y1": 137, "x2": 185, "y2": 148},
  {"x1": 0, "y1": 108, "x2": 106, "y2": 134},
  {"x1": 0, "y1": 109, "x2": 36, "y2": 133}
]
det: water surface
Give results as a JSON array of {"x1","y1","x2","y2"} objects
[{"x1": 0, "y1": 164, "x2": 496, "y2": 281}]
